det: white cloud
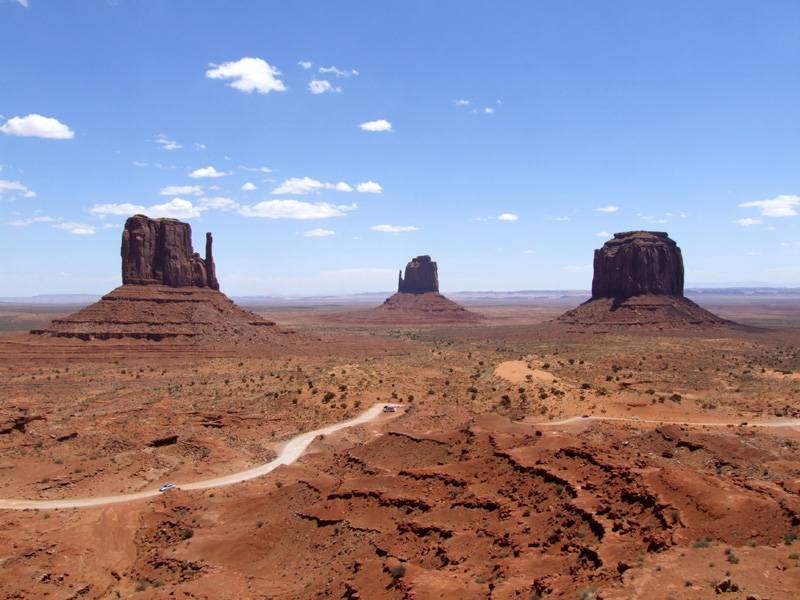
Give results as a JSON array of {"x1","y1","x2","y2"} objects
[
  {"x1": 454, "y1": 99, "x2": 471, "y2": 107},
  {"x1": 356, "y1": 181, "x2": 382, "y2": 194},
  {"x1": 272, "y1": 177, "x2": 323, "y2": 195},
  {"x1": 595, "y1": 231, "x2": 610, "y2": 237},
  {"x1": 0, "y1": 179, "x2": 36, "y2": 198},
  {"x1": 298, "y1": 60, "x2": 313, "y2": 70},
  {"x1": 639, "y1": 214, "x2": 668, "y2": 224},
  {"x1": 17, "y1": 0, "x2": 30, "y2": 7},
  {"x1": 484, "y1": 107, "x2": 495, "y2": 114},
  {"x1": 239, "y1": 200, "x2": 356, "y2": 219},
  {"x1": 154, "y1": 133, "x2": 181, "y2": 151},
  {"x1": 199, "y1": 197, "x2": 239, "y2": 211},
  {"x1": 160, "y1": 185, "x2": 202, "y2": 196},
  {"x1": 145, "y1": 198, "x2": 205, "y2": 219},
  {"x1": 523, "y1": 250, "x2": 537, "y2": 255},
  {"x1": 734, "y1": 217, "x2": 762, "y2": 227},
  {"x1": 194, "y1": 142, "x2": 207, "y2": 151},
  {"x1": 370, "y1": 224, "x2": 418, "y2": 233},
  {"x1": 318, "y1": 66, "x2": 358, "y2": 77},
  {"x1": 90, "y1": 198, "x2": 204, "y2": 219},
  {"x1": 90, "y1": 202, "x2": 146, "y2": 216},
  {"x1": 272, "y1": 177, "x2": 353, "y2": 195},
  {"x1": 239, "y1": 165, "x2": 273, "y2": 173},
  {"x1": 308, "y1": 79, "x2": 341, "y2": 94},
  {"x1": 1, "y1": 114, "x2": 74, "y2": 139},
  {"x1": 596, "y1": 205, "x2": 619, "y2": 213},
  {"x1": 739, "y1": 195, "x2": 800, "y2": 217},
  {"x1": 206, "y1": 57, "x2": 287, "y2": 94},
  {"x1": 241, "y1": 182, "x2": 257, "y2": 191},
  {"x1": 54, "y1": 222, "x2": 97, "y2": 235},
  {"x1": 8, "y1": 216, "x2": 54, "y2": 226},
  {"x1": 359, "y1": 119, "x2": 392, "y2": 132},
  {"x1": 497, "y1": 213, "x2": 518, "y2": 221},
  {"x1": 189, "y1": 166, "x2": 228, "y2": 178},
  {"x1": 551, "y1": 216, "x2": 570, "y2": 222},
  {"x1": 303, "y1": 228, "x2": 335, "y2": 237}
]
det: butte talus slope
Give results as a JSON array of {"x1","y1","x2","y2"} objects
[
  {"x1": 333, "y1": 255, "x2": 482, "y2": 324},
  {"x1": 32, "y1": 215, "x2": 277, "y2": 343},
  {"x1": 557, "y1": 231, "x2": 728, "y2": 328}
]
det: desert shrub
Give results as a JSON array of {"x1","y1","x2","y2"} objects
[
  {"x1": 693, "y1": 537, "x2": 712, "y2": 548},
  {"x1": 389, "y1": 564, "x2": 406, "y2": 579}
]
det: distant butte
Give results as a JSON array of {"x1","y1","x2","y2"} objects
[
  {"x1": 366, "y1": 255, "x2": 481, "y2": 323},
  {"x1": 397, "y1": 255, "x2": 439, "y2": 294},
  {"x1": 323, "y1": 255, "x2": 483, "y2": 324},
  {"x1": 32, "y1": 215, "x2": 278, "y2": 342},
  {"x1": 557, "y1": 231, "x2": 729, "y2": 328}
]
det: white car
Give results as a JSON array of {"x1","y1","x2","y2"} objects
[
  {"x1": 383, "y1": 405, "x2": 396, "y2": 413},
  {"x1": 159, "y1": 483, "x2": 177, "y2": 493}
]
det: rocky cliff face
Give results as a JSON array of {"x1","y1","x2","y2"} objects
[
  {"x1": 398, "y1": 255, "x2": 439, "y2": 294},
  {"x1": 591, "y1": 231, "x2": 683, "y2": 300},
  {"x1": 121, "y1": 215, "x2": 219, "y2": 290}
]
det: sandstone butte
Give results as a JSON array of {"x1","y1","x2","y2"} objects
[
  {"x1": 31, "y1": 215, "x2": 277, "y2": 342},
  {"x1": 371, "y1": 255, "x2": 483, "y2": 323},
  {"x1": 557, "y1": 231, "x2": 728, "y2": 328}
]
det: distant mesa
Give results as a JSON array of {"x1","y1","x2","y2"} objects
[
  {"x1": 557, "y1": 231, "x2": 728, "y2": 328},
  {"x1": 32, "y1": 214, "x2": 277, "y2": 342}
]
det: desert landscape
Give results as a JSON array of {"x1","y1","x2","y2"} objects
[
  {"x1": 2, "y1": 220, "x2": 800, "y2": 599},
  {"x1": 3, "y1": 3, "x2": 799, "y2": 598}
]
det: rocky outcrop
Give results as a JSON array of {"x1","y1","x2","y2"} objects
[
  {"x1": 591, "y1": 231, "x2": 683, "y2": 300},
  {"x1": 121, "y1": 215, "x2": 219, "y2": 290},
  {"x1": 557, "y1": 231, "x2": 729, "y2": 328},
  {"x1": 32, "y1": 215, "x2": 280, "y2": 343},
  {"x1": 398, "y1": 256, "x2": 439, "y2": 294},
  {"x1": 324, "y1": 255, "x2": 482, "y2": 323}
]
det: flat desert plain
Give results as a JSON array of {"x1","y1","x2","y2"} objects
[{"x1": 2, "y1": 293, "x2": 800, "y2": 599}]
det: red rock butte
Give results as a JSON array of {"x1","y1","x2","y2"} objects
[
  {"x1": 366, "y1": 255, "x2": 482, "y2": 323},
  {"x1": 557, "y1": 231, "x2": 728, "y2": 328},
  {"x1": 31, "y1": 215, "x2": 277, "y2": 342}
]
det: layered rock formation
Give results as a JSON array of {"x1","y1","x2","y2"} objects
[
  {"x1": 591, "y1": 231, "x2": 683, "y2": 300},
  {"x1": 327, "y1": 255, "x2": 482, "y2": 324},
  {"x1": 558, "y1": 231, "x2": 727, "y2": 328},
  {"x1": 398, "y1": 255, "x2": 439, "y2": 294},
  {"x1": 122, "y1": 215, "x2": 219, "y2": 290},
  {"x1": 33, "y1": 216, "x2": 277, "y2": 343}
]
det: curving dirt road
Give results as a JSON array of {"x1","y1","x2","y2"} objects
[
  {"x1": 3, "y1": 408, "x2": 798, "y2": 512},
  {"x1": 0, "y1": 403, "x2": 401, "y2": 511}
]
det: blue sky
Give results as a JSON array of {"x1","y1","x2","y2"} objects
[{"x1": 2, "y1": 0, "x2": 799, "y2": 295}]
